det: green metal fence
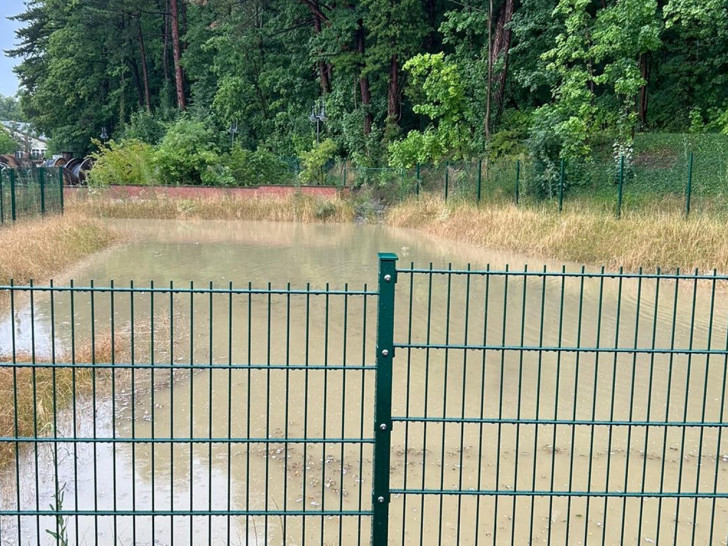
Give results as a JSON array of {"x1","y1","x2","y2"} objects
[
  {"x1": 1, "y1": 255, "x2": 727, "y2": 544},
  {"x1": 0, "y1": 167, "x2": 64, "y2": 224}
]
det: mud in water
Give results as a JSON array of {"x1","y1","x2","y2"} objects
[{"x1": 1, "y1": 219, "x2": 727, "y2": 545}]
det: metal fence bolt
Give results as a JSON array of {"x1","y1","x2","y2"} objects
[
  {"x1": 384, "y1": 274, "x2": 392, "y2": 282},
  {"x1": 379, "y1": 423, "x2": 387, "y2": 430},
  {"x1": 381, "y1": 349, "x2": 389, "y2": 357},
  {"x1": 377, "y1": 496, "x2": 385, "y2": 503}
]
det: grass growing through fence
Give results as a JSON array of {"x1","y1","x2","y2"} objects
[
  {"x1": 0, "y1": 308, "x2": 186, "y2": 469},
  {"x1": 0, "y1": 213, "x2": 118, "y2": 286},
  {"x1": 0, "y1": 333, "x2": 121, "y2": 467},
  {"x1": 387, "y1": 195, "x2": 728, "y2": 273}
]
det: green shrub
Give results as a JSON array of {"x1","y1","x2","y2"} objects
[
  {"x1": 87, "y1": 139, "x2": 157, "y2": 186},
  {"x1": 226, "y1": 146, "x2": 290, "y2": 186},
  {"x1": 154, "y1": 118, "x2": 220, "y2": 185},
  {"x1": 314, "y1": 201, "x2": 337, "y2": 220},
  {"x1": 299, "y1": 139, "x2": 338, "y2": 185}
]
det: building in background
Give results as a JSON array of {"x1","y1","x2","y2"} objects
[{"x1": 1, "y1": 120, "x2": 49, "y2": 162}]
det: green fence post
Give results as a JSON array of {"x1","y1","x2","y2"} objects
[
  {"x1": 444, "y1": 161, "x2": 449, "y2": 201},
  {"x1": 515, "y1": 160, "x2": 520, "y2": 205},
  {"x1": 477, "y1": 158, "x2": 482, "y2": 204},
  {"x1": 39, "y1": 167, "x2": 46, "y2": 215},
  {"x1": 342, "y1": 164, "x2": 347, "y2": 188},
  {"x1": 415, "y1": 164, "x2": 420, "y2": 196},
  {"x1": 59, "y1": 167, "x2": 64, "y2": 215},
  {"x1": 558, "y1": 159, "x2": 565, "y2": 213},
  {"x1": 685, "y1": 151, "x2": 693, "y2": 219},
  {"x1": 617, "y1": 154, "x2": 624, "y2": 219},
  {"x1": 371, "y1": 252, "x2": 398, "y2": 546},
  {"x1": 9, "y1": 169, "x2": 16, "y2": 222}
]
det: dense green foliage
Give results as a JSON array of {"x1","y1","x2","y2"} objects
[
  {"x1": 87, "y1": 139, "x2": 157, "y2": 186},
  {"x1": 9, "y1": 0, "x2": 728, "y2": 188},
  {"x1": 0, "y1": 127, "x2": 18, "y2": 155},
  {"x1": 0, "y1": 95, "x2": 25, "y2": 122}
]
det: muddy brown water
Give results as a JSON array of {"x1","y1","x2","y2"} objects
[{"x1": 1, "y1": 219, "x2": 727, "y2": 545}]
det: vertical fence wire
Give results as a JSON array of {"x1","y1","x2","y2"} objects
[{"x1": 1, "y1": 261, "x2": 727, "y2": 544}]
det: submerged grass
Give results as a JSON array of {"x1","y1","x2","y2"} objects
[
  {"x1": 387, "y1": 195, "x2": 728, "y2": 273},
  {"x1": 0, "y1": 333, "x2": 122, "y2": 467},
  {"x1": 0, "y1": 213, "x2": 118, "y2": 286},
  {"x1": 0, "y1": 309, "x2": 185, "y2": 468}
]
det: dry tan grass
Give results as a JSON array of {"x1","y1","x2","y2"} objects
[
  {"x1": 0, "y1": 212, "x2": 118, "y2": 286},
  {"x1": 0, "y1": 309, "x2": 184, "y2": 468},
  {"x1": 0, "y1": 332, "x2": 123, "y2": 466},
  {"x1": 387, "y1": 196, "x2": 728, "y2": 273},
  {"x1": 69, "y1": 192, "x2": 356, "y2": 223}
]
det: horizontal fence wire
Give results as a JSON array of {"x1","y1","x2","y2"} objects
[
  {"x1": 0, "y1": 281, "x2": 377, "y2": 545},
  {"x1": 390, "y1": 263, "x2": 728, "y2": 546},
  {"x1": 2, "y1": 261, "x2": 728, "y2": 545}
]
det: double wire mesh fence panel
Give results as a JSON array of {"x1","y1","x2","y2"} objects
[
  {"x1": 390, "y1": 264, "x2": 728, "y2": 545},
  {"x1": 0, "y1": 281, "x2": 378, "y2": 545},
  {"x1": 1, "y1": 258, "x2": 728, "y2": 545},
  {"x1": 0, "y1": 167, "x2": 64, "y2": 224}
]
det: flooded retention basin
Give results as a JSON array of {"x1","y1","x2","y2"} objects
[{"x1": 1, "y1": 219, "x2": 727, "y2": 545}]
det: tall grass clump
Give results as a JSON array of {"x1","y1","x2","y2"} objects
[
  {"x1": 0, "y1": 213, "x2": 118, "y2": 287},
  {"x1": 0, "y1": 333, "x2": 121, "y2": 467}
]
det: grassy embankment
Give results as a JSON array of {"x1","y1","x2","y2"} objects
[
  {"x1": 0, "y1": 212, "x2": 118, "y2": 286},
  {"x1": 70, "y1": 191, "x2": 356, "y2": 223},
  {"x1": 387, "y1": 196, "x2": 728, "y2": 273}
]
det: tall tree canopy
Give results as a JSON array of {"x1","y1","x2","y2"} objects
[{"x1": 8, "y1": 0, "x2": 728, "y2": 161}]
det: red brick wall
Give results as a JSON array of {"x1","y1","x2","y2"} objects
[{"x1": 65, "y1": 184, "x2": 343, "y2": 200}]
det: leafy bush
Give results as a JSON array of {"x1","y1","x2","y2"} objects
[
  {"x1": 154, "y1": 118, "x2": 220, "y2": 185},
  {"x1": 299, "y1": 139, "x2": 338, "y2": 185},
  {"x1": 123, "y1": 109, "x2": 167, "y2": 144},
  {"x1": 87, "y1": 139, "x2": 157, "y2": 186},
  {"x1": 226, "y1": 146, "x2": 290, "y2": 186},
  {"x1": 388, "y1": 53, "x2": 474, "y2": 167},
  {"x1": 388, "y1": 129, "x2": 447, "y2": 168}
]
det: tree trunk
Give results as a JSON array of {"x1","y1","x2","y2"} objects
[
  {"x1": 484, "y1": 0, "x2": 493, "y2": 144},
  {"x1": 355, "y1": 17, "x2": 373, "y2": 135},
  {"x1": 161, "y1": 0, "x2": 170, "y2": 82},
  {"x1": 492, "y1": 0, "x2": 514, "y2": 116},
  {"x1": 129, "y1": 57, "x2": 144, "y2": 108},
  {"x1": 170, "y1": 0, "x2": 186, "y2": 110},
  {"x1": 424, "y1": 0, "x2": 437, "y2": 51},
  {"x1": 639, "y1": 53, "x2": 650, "y2": 126},
  {"x1": 387, "y1": 54, "x2": 399, "y2": 124},
  {"x1": 137, "y1": 16, "x2": 152, "y2": 112},
  {"x1": 312, "y1": 6, "x2": 331, "y2": 93}
]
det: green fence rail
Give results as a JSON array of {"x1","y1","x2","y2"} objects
[
  {"x1": 0, "y1": 167, "x2": 64, "y2": 224},
  {"x1": 1, "y1": 255, "x2": 727, "y2": 544}
]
